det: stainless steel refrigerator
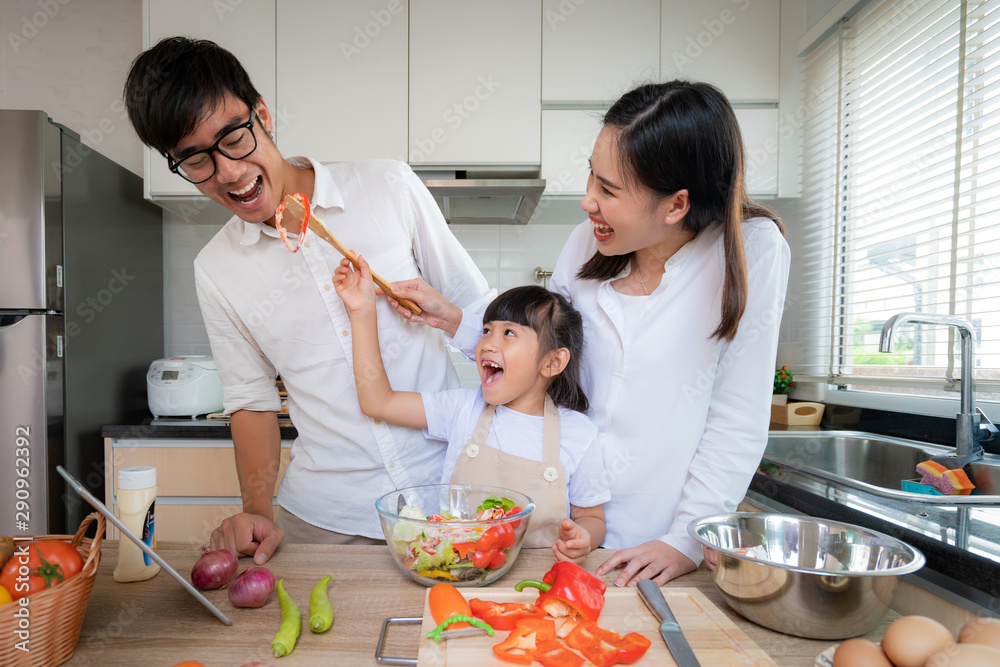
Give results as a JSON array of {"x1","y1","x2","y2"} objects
[{"x1": 0, "y1": 110, "x2": 163, "y2": 536}]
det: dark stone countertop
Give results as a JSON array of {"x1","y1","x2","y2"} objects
[{"x1": 102, "y1": 418, "x2": 298, "y2": 440}]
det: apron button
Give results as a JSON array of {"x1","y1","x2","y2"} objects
[
  {"x1": 543, "y1": 467, "x2": 558, "y2": 482},
  {"x1": 466, "y1": 444, "x2": 480, "y2": 458}
]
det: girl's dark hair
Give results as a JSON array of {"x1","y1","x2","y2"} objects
[
  {"x1": 483, "y1": 286, "x2": 589, "y2": 413},
  {"x1": 577, "y1": 80, "x2": 784, "y2": 341},
  {"x1": 124, "y1": 37, "x2": 263, "y2": 157}
]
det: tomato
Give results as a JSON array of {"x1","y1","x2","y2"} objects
[
  {"x1": 489, "y1": 549, "x2": 507, "y2": 569},
  {"x1": 477, "y1": 527, "x2": 500, "y2": 552},
  {"x1": 0, "y1": 540, "x2": 84, "y2": 599},
  {"x1": 472, "y1": 549, "x2": 495, "y2": 569},
  {"x1": 496, "y1": 524, "x2": 517, "y2": 549}
]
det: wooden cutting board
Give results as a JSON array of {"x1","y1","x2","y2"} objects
[{"x1": 416, "y1": 587, "x2": 778, "y2": 666}]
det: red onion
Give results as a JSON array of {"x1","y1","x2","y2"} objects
[
  {"x1": 190, "y1": 548, "x2": 238, "y2": 590},
  {"x1": 228, "y1": 566, "x2": 276, "y2": 608}
]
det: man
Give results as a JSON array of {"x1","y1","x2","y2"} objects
[{"x1": 124, "y1": 37, "x2": 493, "y2": 562}]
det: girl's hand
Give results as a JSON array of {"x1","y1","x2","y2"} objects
[
  {"x1": 333, "y1": 254, "x2": 376, "y2": 315},
  {"x1": 595, "y1": 540, "x2": 696, "y2": 587},
  {"x1": 703, "y1": 545, "x2": 718, "y2": 573},
  {"x1": 383, "y1": 277, "x2": 463, "y2": 336},
  {"x1": 552, "y1": 518, "x2": 591, "y2": 564}
]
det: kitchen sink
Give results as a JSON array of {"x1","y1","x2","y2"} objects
[{"x1": 761, "y1": 431, "x2": 1000, "y2": 505}]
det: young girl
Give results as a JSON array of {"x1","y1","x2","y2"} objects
[{"x1": 334, "y1": 257, "x2": 609, "y2": 562}]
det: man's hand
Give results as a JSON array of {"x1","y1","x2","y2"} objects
[
  {"x1": 595, "y1": 540, "x2": 696, "y2": 587},
  {"x1": 210, "y1": 512, "x2": 284, "y2": 565},
  {"x1": 552, "y1": 518, "x2": 592, "y2": 564},
  {"x1": 382, "y1": 277, "x2": 463, "y2": 336}
]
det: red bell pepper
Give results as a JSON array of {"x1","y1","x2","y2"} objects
[
  {"x1": 492, "y1": 618, "x2": 556, "y2": 664},
  {"x1": 469, "y1": 598, "x2": 547, "y2": 631},
  {"x1": 514, "y1": 561, "x2": 607, "y2": 622},
  {"x1": 534, "y1": 640, "x2": 585, "y2": 667},
  {"x1": 565, "y1": 620, "x2": 652, "y2": 666}
]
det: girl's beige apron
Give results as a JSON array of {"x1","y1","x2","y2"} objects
[{"x1": 450, "y1": 395, "x2": 567, "y2": 547}]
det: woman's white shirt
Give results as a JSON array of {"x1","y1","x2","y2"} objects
[{"x1": 548, "y1": 217, "x2": 790, "y2": 563}]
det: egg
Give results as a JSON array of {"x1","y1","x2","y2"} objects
[
  {"x1": 882, "y1": 615, "x2": 956, "y2": 667},
  {"x1": 922, "y1": 642, "x2": 1000, "y2": 666},
  {"x1": 833, "y1": 638, "x2": 893, "y2": 667},
  {"x1": 959, "y1": 617, "x2": 1000, "y2": 650}
]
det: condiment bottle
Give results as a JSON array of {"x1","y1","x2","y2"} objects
[{"x1": 114, "y1": 466, "x2": 161, "y2": 582}]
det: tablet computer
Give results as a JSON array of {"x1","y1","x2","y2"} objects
[{"x1": 56, "y1": 465, "x2": 232, "y2": 625}]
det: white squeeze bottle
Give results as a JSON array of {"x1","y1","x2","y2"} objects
[{"x1": 114, "y1": 466, "x2": 161, "y2": 582}]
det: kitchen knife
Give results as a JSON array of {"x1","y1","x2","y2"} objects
[{"x1": 637, "y1": 580, "x2": 701, "y2": 667}]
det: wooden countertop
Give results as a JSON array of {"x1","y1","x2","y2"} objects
[{"x1": 64, "y1": 542, "x2": 891, "y2": 667}]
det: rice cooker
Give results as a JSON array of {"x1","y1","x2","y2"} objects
[{"x1": 147, "y1": 356, "x2": 224, "y2": 418}]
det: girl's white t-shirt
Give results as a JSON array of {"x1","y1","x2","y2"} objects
[{"x1": 421, "y1": 388, "x2": 611, "y2": 509}]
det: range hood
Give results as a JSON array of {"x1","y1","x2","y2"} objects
[{"x1": 417, "y1": 169, "x2": 546, "y2": 224}]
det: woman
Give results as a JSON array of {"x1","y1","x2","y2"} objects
[{"x1": 381, "y1": 80, "x2": 790, "y2": 585}]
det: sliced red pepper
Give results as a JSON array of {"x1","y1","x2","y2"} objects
[
  {"x1": 515, "y1": 561, "x2": 607, "y2": 622},
  {"x1": 492, "y1": 618, "x2": 556, "y2": 664},
  {"x1": 452, "y1": 541, "x2": 477, "y2": 559},
  {"x1": 565, "y1": 620, "x2": 652, "y2": 666},
  {"x1": 469, "y1": 599, "x2": 546, "y2": 631},
  {"x1": 534, "y1": 640, "x2": 585, "y2": 667}
]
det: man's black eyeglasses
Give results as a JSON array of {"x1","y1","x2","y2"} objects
[{"x1": 167, "y1": 113, "x2": 261, "y2": 184}]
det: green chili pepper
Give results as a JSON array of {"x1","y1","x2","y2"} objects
[
  {"x1": 425, "y1": 614, "x2": 494, "y2": 643},
  {"x1": 309, "y1": 575, "x2": 333, "y2": 633},
  {"x1": 271, "y1": 579, "x2": 301, "y2": 657}
]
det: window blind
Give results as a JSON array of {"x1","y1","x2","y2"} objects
[{"x1": 783, "y1": 0, "x2": 1000, "y2": 397}]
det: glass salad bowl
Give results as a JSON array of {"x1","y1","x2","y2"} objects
[{"x1": 376, "y1": 484, "x2": 534, "y2": 587}]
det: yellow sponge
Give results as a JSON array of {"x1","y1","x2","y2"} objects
[{"x1": 916, "y1": 460, "x2": 975, "y2": 495}]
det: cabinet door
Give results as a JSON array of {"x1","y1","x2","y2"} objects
[
  {"x1": 277, "y1": 0, "x2": 408, "y2": 162},
  {"x1": 660, "y1": 0, "x2": 780, "y2": 101},
  {"x1": 541, "y1": 110, "x2": 603, "y2": 196},
  {"x1": 409, "y1": 0, "x2": 541, "y2": 165},
  {"x1": 145, "y1": 0, "x2": 277, "y2": 196},
  {"x1": 736, "y1": 108, "x2": 779, "y2": 197},
  {"x1": 542, "y1": 0, "x2": 660, "y2": 103}
]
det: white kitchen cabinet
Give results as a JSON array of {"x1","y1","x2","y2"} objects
[
  {"x1": 542, "y1": 0, "x2": 660, "y2": 103},
  {"x1": 104, "y1": 437, "x2": 292, "y2": 542},
  {"x1": 408, "y1": 0, "x2": 541, "y2": 166},
  {"x1": 276, "y1": 0, "x2": 408, "y2": 163},
  {"x1": 541, "y1": 110, "x2": 603, "y2": 196},
  {"x1": 737, "y1": 108, "x2": 779, "y2": 197},
  {"x1": 660, "y1": 0, "x2": 780, "y2": 102},
  {"x1": 144, "y1": 0, "x2": 277, "y2": 198}
]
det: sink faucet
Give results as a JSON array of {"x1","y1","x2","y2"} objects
[{"x1": 880, "y1": 313, "x2": 997, "y2": 467}]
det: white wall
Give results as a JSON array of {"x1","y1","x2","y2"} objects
[{"x1": 0, "y1": 0, "x2": 145, "y2": 175}]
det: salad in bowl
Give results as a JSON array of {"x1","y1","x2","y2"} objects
[{"x1": 376, "y1": 484, "x2": 534, "y2": 587}]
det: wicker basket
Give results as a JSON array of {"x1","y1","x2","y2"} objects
[{"x1": 0, "y1": 512, "x2": 105, "y2": 666}]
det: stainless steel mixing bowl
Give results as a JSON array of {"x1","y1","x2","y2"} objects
[{"x1": 688, "y1": 513, "x2": 925, "y2": 639}]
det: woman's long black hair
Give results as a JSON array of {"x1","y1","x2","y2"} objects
[
  {"x1": 578, "y1": 80, "x2": 784, "y2": 341},
  {"x1": 483, "y1": 286, "x2": 589, "y2": 413}
]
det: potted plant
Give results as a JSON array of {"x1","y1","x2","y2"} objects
[{"x1": 772, "y1": 366, "x2": 794, "y2": 405}]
